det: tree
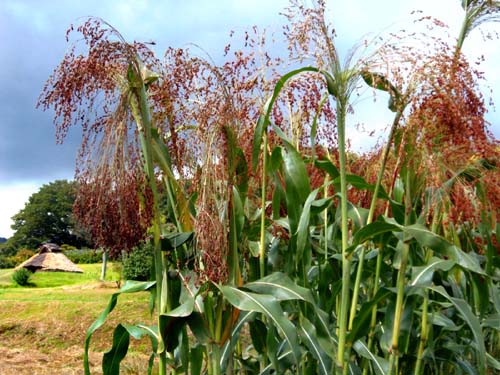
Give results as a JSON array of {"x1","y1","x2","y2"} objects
[{"x1": 9, "y1": 180, "x2": 90, "y2": 250}]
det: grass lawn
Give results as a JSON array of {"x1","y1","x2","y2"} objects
[
  {"x1": 0, "y1": 263, "x2": 120, "y2": 288},
  {"x1": 0, "y1": 263, "x2": 156, "y2": 375}
]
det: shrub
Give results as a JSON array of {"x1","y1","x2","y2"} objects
[
  {"x1": 60, "y1": 244, "x2": 77, "y2": 252},
  {"x1": 11, "y1": 249, "x2": 36, "y2": 265},
  {"x1": 122, "y1": 242, "x2": 153, "y2": 281},
  {"x1": 0, "y1": 241, "x2": 18, "y2": 257},
  {"x1": 65, "y1": 248, "x2": 103, "y2": 264},
  {"x1": 12, "y1": 268, "x2": 33, "y2": 286},
  {"x1": 0, "y1": 256, "x2": 17, "y2": 269}
]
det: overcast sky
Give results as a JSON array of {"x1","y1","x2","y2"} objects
[{"x1": 0, "y1": 0, "x2": 499, "y2": 238}]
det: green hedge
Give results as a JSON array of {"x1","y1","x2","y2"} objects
[{"x1": 64, "y1": 249, "x2": 103, "y2": 264}]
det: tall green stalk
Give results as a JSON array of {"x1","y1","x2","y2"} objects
[
  {"x1": 129, "y1": 65, "x2": 170, "y2": 375},
  {"x1": 387, "y1": 165, "x2": 413, "y2": 375},
  {"x1": 259, "y1": 133, "x2": 269, "y2": 279},
  {"x1": 362, "y1": 243, "x2": 384, "y2": 375},
  {"x1": 349, "y1": 101, "x2": 405, "y2": 375},
  {"x1": 336, "y1": 96, "x2": 351, "y2": 373},
  {"x1": 414, "y1": 290, "x2": 429, "y2": 375},
  {"x1": 323, "y1": 173, "x2": 330, "y2": 264},
  {"x1": 355, "y1": 109, "x2": 404, "y2": 374}
]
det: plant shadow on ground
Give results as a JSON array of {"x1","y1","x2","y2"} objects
[{"x1": 0, "y1": 263, "x2": 158, "y2": 374}]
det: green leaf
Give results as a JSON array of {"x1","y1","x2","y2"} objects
[
  {"x1": 84, "y1": 281, "x2": 155, "y2": 375},
  {"x1": 281, "y1": 143, "x2": 311, "y2": 204},
  {"x1": 314, "y1": 158, "x2": 339, "y2": 180},
  {"x1": 232, "y1": 186, "x2": 245, "y2": 238},
  {"x1": 228, "y1": 186, "x2": 244, "y2": 285},
  {"x1": 360, "y1": 70, "x2": 401, "y2": 112},
  {"x1": 404, "y1": 224, "x2": 484, "y2": 274},
  {"x1": 102, "y1": 324, "x2": 130, "y2": 375},
  {"x1": 121, "y1": 324, "x2": 158, "y2": 374},
  {"x1": 333, "y1": 174, "x2": 389, "y2": 199},
  {"x1": 187, "y1": 312, "x2": 211, "y2": 344},
  {"x1": 428, "y1": 311, "x2": 460, "y2": 331},
  {"x1": 470, "y1": 273, "x2": 490, "y2": 317},
  {"x1": 282, "y1": 144, "x2": 311, "y2": 235},
  {"x1": 490, "y1": 280, "x2": 500, "y2": 313},
  {"x1": 380, "y1": 296, "x2": 416, "y2": 355},
  {"x1": 245, "y1": 272, "x2": 315, "y2": 304},
  {"x1": 268, "y1": 146, "x2": 283, "y2": 174},
  {"x1": 352, "y1": 221, "x2": 401, "y2": 246},
  {"x1": 220, "y1": 311, "x2": 257, "y2": 371},
  {"x1": 122, "y1": 323, "x2": 158, "y2": 344},
  {"x1": 296, "y1": 189, "x2": 319, "y2": 261},
  {"x1": 259, "y1": 350, "x2": 294, "y2": 375},
  {"x1": 457, "y1": 358, "x2": 480, "y2": 375},
  {"x1": 310, "y1": 94, "x2": 329, "y2": 156},
  {"x1": 252, "y1": 114, "x2": 268, "y2": 172},
  {"x1": 344, "y1": 201, "x2": 369, "y2": 229},
  {"x1": 299, "y1": 317, "x2": 332, "y2": 375},
  {"x1": 150, "y1": 128, "x2": 173, "y2": 167},
  {"x1": 272, "y1": 123, "x2": 294, "y2": 146},
  {"x1": 163, "y1": 297, "x2": 195, "y2": 317},
  {"x1": 248, "y1": 240, "x2": 261, "y2": 258},
  {"x1": 313, "y1": 307, "x2": 337, "y2": 359},
  {"x1": 487, "y1": 352, "x2": 500, "y2": 371},
  {"x1": 249, "y1": 319, "x2": 268, "y2": 354},
  {"x1": 482, "y1": 313, "x2": 500, "y2": 329},
  {"x1": 220, "y1": 285, "x2": 301, "y2": 364},
  {"x1": 266, "y1": 324, "x2": 281, "y2": 372},
  {"x1": 353, "y1": 340, "x2": 389, "y2": 375},
  {"x1": 310, "y1": 197, "x2": 333, "y2": 215},
  {"x1": 272, "y1": 177, "x2": 285, "y2": 220},
  {"x1": 161, "y1": 232, "x2": 193, "y2": 251},
  {"x1": 179, "y1": 327, "x2": 189, "y2": 374},
  {"x1": 158, "y1": 315, "x2": 188, "y2": 353},
  {"x1": 392, "y1": 177, "x2": 404, "y2": 203},
  {"x1": 224, "y1": 124, "x2": 249, "y2": 195},
  {"x1": 151, "y1": 134, "x2": 192, "y2": 231},
  {"x1": 190, "y1": 345, "x2": 204, "y2": 375},
  {"x1": 429, "y1": 285, "x2": 486, "y2": 373},
  {"x1": 410, "y1": 258, "x2": 456, "y2": 287},
  {"x1": 252, "y1": 66, "x2": 319, "y2": 172},
  {"x1": 347, "y1": 288, "x2": 392, "y2": 343},
  {"x1": 235, "y1": 147, "x2": 250, "y2": 194},
  {"x1": 320, "y1": 70, "x2": 338, "y2": 98}
]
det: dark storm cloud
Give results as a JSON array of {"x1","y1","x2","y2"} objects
[
  {"x1": 0, "y1": 0, "x2": 290, "y2": 184},
  {"x1": 0, "y1": 3, "x2": 81, "y2": 182}
]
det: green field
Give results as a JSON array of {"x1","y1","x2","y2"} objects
[
  {"x1": 0, "y1": 263, "x2": 121, "y2": 288},
  {"x1": 0, "y1": 264, "x2": 156, "y2": 375}
]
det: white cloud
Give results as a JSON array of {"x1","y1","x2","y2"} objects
[{"x1": 0, "y1": 182, "x2": 41, "y2": 238}]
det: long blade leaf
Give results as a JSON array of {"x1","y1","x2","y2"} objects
[
  {"x1": 84, "y1": 281, "x2": 155, "y2": 375},
  {"x1": 429, "y1": 285, "x2": 486, "y2": 373},
  {"x1": 220, "y1": 285, "x2": 301, "y2": 364}
]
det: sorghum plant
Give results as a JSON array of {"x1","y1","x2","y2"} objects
[{"x1": 38, "y1": 1, "x2": 500, "y2": 375}]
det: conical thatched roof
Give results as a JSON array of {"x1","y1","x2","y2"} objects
[{"x1": 16, "y1": 243, "x2": 83, "y2": 273}]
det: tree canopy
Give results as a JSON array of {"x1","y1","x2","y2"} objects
[{"x1": 8, "y1": 180, "x2": 90, "y2": 250}]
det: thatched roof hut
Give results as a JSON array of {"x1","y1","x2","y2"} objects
[{"x1": 16, "y1": 243, "x2": 83, "y2": 273}]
